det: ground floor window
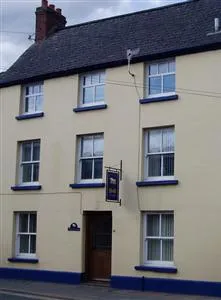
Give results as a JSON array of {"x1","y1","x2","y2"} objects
[
  {"x1": 143, "y1": 212, "x2": 174, "y2": 266},
  {"x1": 15, "y1": 212, "x2": 37, "y2": 257}
]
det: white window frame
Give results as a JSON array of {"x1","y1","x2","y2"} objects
[
  {"x1": 143, "y1": 212, "x2": 174, "y2": 267},
  {"x1": 22, "y1": 82, "x2": 43, "y2": 114},
  {"x1": 78, "y1": 134, "x2": 104, "y2": 183},
  {"x1": 144, "y1": 127, "x2": 175, "y2": 181},
  {"x1": 80, "y1": 71, "x2": 105, "y2": 107},
  {"x1": 146, "y1": 59, "x2": 176, "y2": 98},
  {"x1": 15, "y1": 212, "x2": 37, "y2": 258},
  {"x1": 19, "y1": 140, "x2": 40, "y2": 186}
]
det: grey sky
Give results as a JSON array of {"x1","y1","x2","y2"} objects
[{"x1": 0, "y1": 0, "x2": 187, "y2": 71}]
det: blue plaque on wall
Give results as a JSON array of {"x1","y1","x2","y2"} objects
[{"x1": 106, "y1": 170, "x2": 120, "y2": 201}]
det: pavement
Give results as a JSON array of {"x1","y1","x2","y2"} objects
[{"x1": 0, "y1": 279, "x2": 220, "y2": 300}]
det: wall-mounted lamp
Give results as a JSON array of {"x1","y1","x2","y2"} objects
[{"x1": 68, "y1": 222, "x2": 80, "y2": 231}]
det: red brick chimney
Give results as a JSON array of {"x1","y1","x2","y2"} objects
[{"x1": 35, "y1": 0, "x2": 66, "y2": 43}]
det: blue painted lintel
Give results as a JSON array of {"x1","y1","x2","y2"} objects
[
  {"x1": 135, "y1": 265, "x2": 177, "y2": 273},
  {"x1": 73, "y1": 104, "x2": 107, "y2": 112},
  {"x1": 11, "y1": 185, "x2": 42, "y2": 191},
  {"x1": 15, "y1": 112, "x2": 44, "y2": 120},
  {"x1": 8, "y1": 258, "x2": 39, "y2": 264},
  {"x1": 69, "y1": 183, "x2": 105, "y2": 189},
  {"x1": 140, "y1": 94, "x2": 178, "y2": 104},
  {"x1": 136, "y1": 180, "x2": 178, "y2": 187}
]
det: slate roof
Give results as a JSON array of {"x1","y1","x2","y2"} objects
[
  {"x1": 1, "y1": 0, "x2": 221, "y2": 87},
  {"x1": 0, "y1": 72, "x2": 5, "y2": 80}
]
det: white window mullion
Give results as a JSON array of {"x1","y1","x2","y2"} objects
[
  {"x1": 161, "y1": 74, "x2": 163, "y2": 94},
  {"x1": 161, "y1": 154, "x2": 163, "y2": 177},
  {"x1": 91, "y1": 136, "x2": 94, "y2": 180},
  {"x1": 93, "y1": 84, "x2": 96, "y2": 104},
  {"x1": 31, "y1": 142, "x2": 34, "y2": 182},
  {"x1": 159, "y1": 214, "x2": 162, "y2": 261}
]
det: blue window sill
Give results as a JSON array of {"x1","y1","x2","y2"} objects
[
  {"x1": 15, "y1": 112, "x2": 44, "y2": 120},
  {"x1": 73, "y1": 104, "x2": 107, "y2": 112},
  {"x1": 11, "y1": 185, "x2": 42, "y2": 191},
  {"x1": 8, "y1": 257, "x2": 39, "y2": 264},
  {"x1": 135, "y1": 265, "x2": 177, "y2": 274},
  {"x1": 136, "y1": 180, "x2": 178, "y2": 187},
  {"x1": 69, "y1": 183, "x2": 105, "y2": 189},
  {"x1": 140, "y1": 94, "x2": 178, "y2": 104}
]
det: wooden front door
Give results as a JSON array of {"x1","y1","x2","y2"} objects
[{"x1": 85, "y1": 212, "x2": 112, "y2": 281}]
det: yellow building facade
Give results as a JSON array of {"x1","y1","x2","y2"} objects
[{"x1": 1, "y1": 0, "x2": 221, "y2": 296}]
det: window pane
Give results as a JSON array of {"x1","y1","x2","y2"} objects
[
  {"x1": 81, "y1": 136, "x2": 93, "y2": 157},
  {"x1": 25, "y1": 86, "x2": 30, "y2": 96},
  {"x1": 25, "y1": 97, "x2": 29, "y2": 113},
  {"x1": 149, "y1": 64, "x2": 158, "y2": 75},
  {"x1": 99, "y1": 72, "x2": 105, "y2": 83},
  {"x1": 33, "y1": 85, "x2": 39, "y2": 94},
  {"x1": 83, "y1": 75, "x2": 91, "y2": 86},
  {"x1": 148, "y1": 155, "x2": 161, "y2": 177},
  {"x1": 39, "y1": 84, "x2": 43, "y2": 93},
  {"x1": 95, "y1": 85, "x2": 104, "y2": 101},
  {"x1": 81, "y1": 159, "x2": 93, "y2": 179},
  {"x1": 163, "y1": 74, "x2": 175, "y2": 93},
  {"x1": 33, "y1": 141, "x2": 40, "y2": 161},
  {"x1": 94, "y1": 158, "x2": 103, "y2": 179},
  {"x1": 149, "y1": 76, "x2": 161, "y2": 95},
  {"x1": 33, "y1": 163, "x2": 39, "y2": 181},
  {"x1": 163, "y1": 154, "x2": 174, "y2": 176},
  {"x1": 93, "y1": 136, "x2": 104, "y2": 156},
  {"x1": 162, "y1": 128, "x2": 174, "y2": 152},
  {"x1": 30, "y1": 235, "x2": 36, "y2": 254},
  {"x1": 19, "y1": 235, "x2": 29, "y2": 253},
  {"x1": 35, "y1": 95, "x2": 43, "y2": 111},
  {"x1": 19, "y1": 214, "x2": 28, "y2": 232},
  {"x1": 159, "y1": 62, "x2": 168, "y2": 74},
  {"x1": 29, "y1": 214, "x2": 37, "y2": 233},
  {"x1": 147, "y1": 239, "x2": 160, "y2": 260},
  {"x1": 162, "y1": 239, "x2": 173, "y2": 261},
  {"x1": 169, "y1": 61, "x2": 175, "y2": 73},
  {"x1": 91, "y1": 73, "x2": 99, "y2": 84},
  {"x1": 161, "y1": 214, "x2": 174, "y2": 237},
  {"x1": 83, "y1": 87, "x2": 93, "y2": 104},
  {"x1": 148, "y1": 130, "x2": 161, "y2": 153},
  {"x1": 147, "y1": 214, "x2": 159, "y2": 236},
  {"x1": 22, "y1": 143, "x2": 31, "y2": 162},
  {"x1": 26, "y1": 96, "x2": 35, "y2": 113},
  {"x1": 22, "y1": 164, "x2": 32, "y2": 182}
]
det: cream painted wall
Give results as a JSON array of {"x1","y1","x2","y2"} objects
[{"x1": 0, "y1": 49, "x2": 221, "y2": 282}]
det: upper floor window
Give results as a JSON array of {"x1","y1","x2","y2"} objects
[
  {"x1": 80, "y1": 71, "x2": 105, "y2": 106},
  {"x1": 19, "y1": 140, "x2": 40, "y2": 185},
  {"x1": 15, "y1": 212, "x2": 37, "y2": 258},
  {"x1": 147, "y1": 59, "x2": 175, "y2": 97},
  {"x1": 144, "y1": 127, "x2": 174, "y2": 180},
  {"x1": 143, "y1": 212, "x2": 174, "y2": 266},
  {"x1": 78, "y1": 134, "x2": 104, "y2": 183},
  {"x1": 22, "y1": 83, "x2": 43, "y2": 114}
]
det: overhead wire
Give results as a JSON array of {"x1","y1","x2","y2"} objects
[
  {"x1": 106, "y1": 79, "x2": 221, "y2": 99},
  {"x1": 0, "y1": 30, "x2": 33, "y2": 34}
]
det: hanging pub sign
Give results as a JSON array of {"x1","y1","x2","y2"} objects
[{"x1": 106, "y1": 170, "x2": 120, "y2": 202}]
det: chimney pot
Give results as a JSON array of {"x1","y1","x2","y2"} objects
[
  {"x1": 41, "y1": 0, "x2": 48, "y2": 8},
  {"x1": 56, "y1": 8, "x2": 62, "y2": 14},
  {"x1": 49, "y1": 4, "x2": 55, "y2": 10}
]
